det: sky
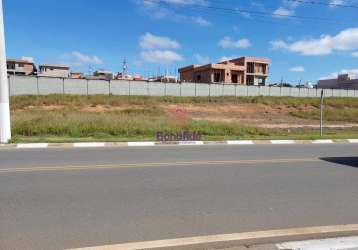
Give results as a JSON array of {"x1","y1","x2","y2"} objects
[{"x1": 3, "y1": 0, "x2": 358, "y2": 84}]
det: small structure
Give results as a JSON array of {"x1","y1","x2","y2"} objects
[
  {"x1": 179, "y1": 56, "x2": 270, "y2": 85},
  {"x1": 115, "y1": 72, "x2": 132, "y2": 80},
  {"x1": 70, "y1": 72, "x2": 84, "y2": 79},
  {"x1": 318, "y1": 74, "x2": 358, "y2": 89},
  {"x1": 148, "y1": 75, "x2": 177, "y2": 83},
  {"x1": 93, "y1": 70, "x2": 113, "y2": 81},
  {"x1": 6, "y1": 59, "x2": 36, "y2": 76},
  {"x1": 38, "y1": 64, "x2": 70, "y2": 78}
]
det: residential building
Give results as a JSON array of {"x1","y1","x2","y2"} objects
[
  {"x1": 38, "y1": 64, "x2": 70, "y2": 78},
  {"x1": 318, "y1": 74, "x2": 358, "y2": 89},
  {"x1": 93, "y1": 70, "x2": 114, "y2": 81},
  {"x1": 115, "y1": 72, "x2": 132, "y2": 80},
  {"x1": 6, "y1": 59, "x2": 36, "y2": 76},
  {"x1": 70, "y1": 72, "x2": 84, "y2": 79},
  {"x1": 149, "y1": 75, "x2": 177, "y2": 83},
  {"x1": 179, "y1": 56, "x2": 270, "y2": 85}
]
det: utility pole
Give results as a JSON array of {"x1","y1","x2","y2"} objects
[
  {"x1": 320, "y1": 90, "x2": 324, "y2": 137},
  {"x1": 0, "y1": 0, "x2": 11, "y2": 143}
]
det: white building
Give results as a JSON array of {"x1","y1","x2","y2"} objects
[{"x1": 38, "y1": 64, "x2": 70, "y2": 78}]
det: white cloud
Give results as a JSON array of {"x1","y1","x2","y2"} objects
[
  {"x1": 143, "y1": 0, "x2": 208, "y2": 6},
  {"x1": 59, "y1": 51, "x2": 103, "y2": 69},
  {"x1": 320, "y1": 68, "x2": 358, "y2": 80},
  {"x1": 219, "y1": 55, "x2": 237, "y2": 62},
  {"x1": 218, "y1": 36, "x2": 251, "y2": 49},
  {"x1": 71, "y1": 51, "x2": 103, "y2": 64},
  {"x1": 340, "y1": 68, "x2": 358, "y2": 77},
  {"x1": 140, "y1": 33, "x2": 180, "y2": 50},
  {"x1": 289, "y1": 66, "x2": 305, "y2": 72},
  {"x1": 21, "y1": 56, "x2": 34, "y2": 63},
  {"x1": 273, "y1": 0, "x2": 301, "y2": 19},
  {"x1": 194, "y1": 53, "x2": 210, "y2": 64},
  {"x1": 193, "y1": 16, "x2": 211, "y2": 26},
  {"x1": 140, "y1": 0, "x2": 212, "y2": 26},
  {"x1": 330, "y1": 0, "x2": 344, "y2": 7},
  {"x1": 271, "y1": 27, "x2": 358, "y2": 56},
  {"x1": 273, "y1": 7, "x2": 294, "y2": 18},
  {"x1": 141, "y1": 50, "x2": 183, "y2": 64},
  {"x1": 352, "y1": 51, "x2": 358, "y2": 57}
]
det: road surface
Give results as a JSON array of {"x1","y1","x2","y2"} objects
[{"x1": 0, "y1": 143, "x2": 357, "y2": 249}]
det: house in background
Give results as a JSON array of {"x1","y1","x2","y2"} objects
[
  {"x1": 6, "y1": 59, "x2": 36, "y2": 76},
  {"x1": 38, "y1": 64, "x2": 70, "y2": 78},
  {"x1": 179, "y1": 56, "x2": 270, "y2": 85},
  {"x1": 70, "y1": 72, "x2": 84, "y2": 79},
  {"x1": 93, "y1": 70, "x2": 114, "y2": 81},
  {"x1": 318, "y1": 74, "x2": 358, "y2": 89}
]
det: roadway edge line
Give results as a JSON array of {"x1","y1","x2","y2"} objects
[
  {"x1": 65, "y1": 224, "x2": 358, "y2": 250},
  {"x1": 1, "y1": 139, "x2": 357, "y2": 149}
]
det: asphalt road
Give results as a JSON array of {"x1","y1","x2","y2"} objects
[{"x1": 0, "y1": 144, "x2": 357, "y2": 250}]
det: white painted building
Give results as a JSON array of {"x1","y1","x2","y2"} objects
[{"x1": 38, "y1": 64, "x2": 69, "y2": 78}]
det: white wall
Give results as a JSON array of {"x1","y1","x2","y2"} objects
[{"x1": 8, "y1": 75, "x2": 358, "y2": 98}]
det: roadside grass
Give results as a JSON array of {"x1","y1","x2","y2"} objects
[
  {"x1": 9, "y1": 95, "x2": 358, "y2": 142},
  {"x1": 291, "y1": 109, "x2": 358, "y2": 123},
  {"x1": 11, "y1": 95, "x2": 358, "y2": 110}
]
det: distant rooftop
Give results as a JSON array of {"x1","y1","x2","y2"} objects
[
  {"x1": 39, "y1": 64, "x2": 69, "y2": 69},
  {"x1": 7, "y1": 58, "x2": 35, "y2": 65}
]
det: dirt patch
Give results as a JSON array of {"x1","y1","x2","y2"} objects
[
  {"x1": 163, "y1": 103, "x2": 357, "y2": 128},
  {"x1": 22, "y1": 105, "x2": 65, "y2": 111}
]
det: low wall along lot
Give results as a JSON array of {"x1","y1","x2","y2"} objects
[{"x1": 8, "y1": 75, "x2": 358, "y2": 98}]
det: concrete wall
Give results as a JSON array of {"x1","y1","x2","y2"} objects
[{"x1": 8, "y1": 75, "x2": 358, "y2": 98}]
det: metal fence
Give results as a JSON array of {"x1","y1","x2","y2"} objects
[{"x1": 8, "y1": 75, "x2": 358, "y2": 98}]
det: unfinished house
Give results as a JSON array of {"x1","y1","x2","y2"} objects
[
  {"x1": 179, "y1": 57, "x2": 270, "y2": 85},
  {"x1": 6, "y1": 59, "x2": 36, "y2": 76}
]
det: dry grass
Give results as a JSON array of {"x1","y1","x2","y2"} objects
[{"x1": 10, "y1": 95, "x2": 358, "y2": 142}]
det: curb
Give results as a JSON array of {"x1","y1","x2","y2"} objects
[
  {"x1": 0, "y1": 139, "x2": 357, "y2": 149},
  {"x1": 65, "y1": 224, "x2": 358, "y2": 250}
]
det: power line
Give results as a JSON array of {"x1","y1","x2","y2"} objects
[
  {"x1": 286, "y1": 0, "x2": 358, "y2": 9},
  {"x1": 147, "y1": 0, "x2": 357, "y2": 25}
]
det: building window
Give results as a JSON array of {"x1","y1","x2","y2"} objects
[
  {"x1": 231, "y1": 74, "x2": 238, "y2": 84},
  {"x1": 7, "y1": 63, "x2": 15, "y2": 70},
  {"x1": 214, "y1": 72, "x2": 221, "y2": 82},
  {"x1": 196, "y1": 74, "x2": 201, "y2": 82},
  {"x1": 247, "y1": 62, "x2": 254, "y2": 73}
]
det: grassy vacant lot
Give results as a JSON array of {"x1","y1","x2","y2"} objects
[{"x1": 10, "y1": 95, "x2": 358, "y2": 142}]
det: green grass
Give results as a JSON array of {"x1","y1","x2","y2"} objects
[
  {"x1": 9, "y1": 95, "x2": 358, "y2": 142},
  {"x1": 11, "y1": 94, "x2": 358, "y2": 110}
]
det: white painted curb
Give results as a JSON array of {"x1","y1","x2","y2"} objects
[
  {"x1": 1, "y1": 139, "x2": 356, "y2": 150},
  {"x1": 227, "y1": 140, "x2": 254, "y2": 145},
  {"x1": 73, "y1": 142, "x2": 106, "y2": 148},
  {"x1": 277, "y1": 236, "x2": 358, "y2": 250},
  {"x1": 312, "y1": 139, "x2": 334, "y2": 144},
  {"x1": 271, "y1": 140, "x2": 296, "y2": 144},
  {"x1": 17, "y1": 143, "x2": 49, "y2": 149},
  {"x1": 178, "y1": 141, "x2": 204, "y2": 145},
  {"x1": 127, "y1": 142, "x2": 155, "y2": 147},
  {"x1": 66, "y1": 224, "x2": 358, "y2": 250}
]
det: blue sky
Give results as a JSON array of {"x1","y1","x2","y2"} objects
[{"x1": 3, "y1": 0, "x2": 358, "y2": 83}]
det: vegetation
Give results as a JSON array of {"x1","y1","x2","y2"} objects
[{"x1": 10, "y1": 95, "x2": 358, "y2": 142}]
